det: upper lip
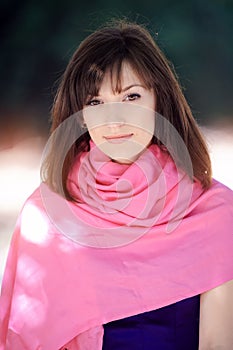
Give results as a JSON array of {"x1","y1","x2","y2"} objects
[{"x1": 104, "y1": 133, "x2": 133, "y2": 139}]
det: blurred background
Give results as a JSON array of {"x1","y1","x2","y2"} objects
[{"x1": 0, "y1": 0, "x2": 233, "y2": 285}]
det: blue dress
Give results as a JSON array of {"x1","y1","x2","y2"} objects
[{"x1": 102, "y1": 294, "x2": 200, "y2": 349}]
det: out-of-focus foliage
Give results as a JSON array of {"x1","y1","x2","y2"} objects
[{"x1": 0, "y1": 0, "x2": 233, "y2": 145}]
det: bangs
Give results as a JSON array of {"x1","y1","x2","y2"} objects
[{"x1": 80, "y1": 55, "x2": 154, "y2": 106}]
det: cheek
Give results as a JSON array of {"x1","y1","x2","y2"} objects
[
  {"x1": 131, "y1": 112, "x2": 155, "y2": 138},
  {"x1": 133, "y1": 129, "x2": 153, "y2": 145},
  {"x1": 148, "y1": 95, "x2": 156, "y2": 110},
  {"x1": 88, "y1": 126, "x2": 104, "y2": 142},
  {"x1": 142, "y1": 92, "x2": 156, "y2": 111}
]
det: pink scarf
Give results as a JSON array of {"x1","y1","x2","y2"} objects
[{"x1": 1, "y1": 142, "x2": 233, "y2": 349}]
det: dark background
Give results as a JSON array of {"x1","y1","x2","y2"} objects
[{"x1": 1, "y1": 0, "x2": 233, "y2": 148}]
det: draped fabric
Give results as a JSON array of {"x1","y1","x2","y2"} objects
[{"x1": 0, "y1": 142, "x2": 233, "y2": 349}]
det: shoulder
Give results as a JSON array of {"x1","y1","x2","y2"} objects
[
  {"x1": 199, "y1": 279, "x2": 233, "y2": 349},
  {"x1": 195, "y1": 179, "x2": 233, "y2": 224},
  {"x1": 208, "y1": 179, "x2": 233, "y2": 203}
]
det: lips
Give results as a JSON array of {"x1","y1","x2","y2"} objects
[{"x1": 103, "y1": 133, "x2": 133, "y2": 144}]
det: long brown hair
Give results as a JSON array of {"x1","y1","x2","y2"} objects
[{"x1": 41, "y1": 19, "x2": 212, "y2": 200}]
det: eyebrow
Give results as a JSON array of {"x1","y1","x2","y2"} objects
[{"x1": 121, "y1": 84, "x2": 145, "y2": 92}]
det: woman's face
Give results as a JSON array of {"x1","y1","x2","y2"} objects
[{"x1": 83, "y1": 62, "x2": 156, "y2": 163}]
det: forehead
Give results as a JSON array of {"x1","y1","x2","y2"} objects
[{"x1": 100, "y1": 62, "x2": 144, "y2": 94}]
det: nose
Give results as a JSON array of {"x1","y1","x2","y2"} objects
[
  {"x1": 104, "y1": 103, "x2": 125, "y2": 128},
  {"x1": 107, "y1": 121, "x2": 125, "y2": 129}
]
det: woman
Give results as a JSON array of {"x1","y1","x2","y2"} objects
[{"x1": 1, "y1": 19, "x2": 233, "y2": 350}]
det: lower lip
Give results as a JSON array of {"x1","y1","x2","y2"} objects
[{"x1": 104, "y1": 135, "x2": 133, "y2": 144}]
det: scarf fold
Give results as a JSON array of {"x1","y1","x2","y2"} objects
[
  {"x1": 1, "y1": 142, "x2": 233, "y2": 350},
  {"x1": 64, "y1": 141, "x2": 204, "y2": 247}
]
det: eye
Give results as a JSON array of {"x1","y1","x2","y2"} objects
[
  {"x1": 86, "y1": 99, "x2": 102, "y2": 106},
  {"x1": 124, "y1": 93, "x2": 141, "y2": 101}
]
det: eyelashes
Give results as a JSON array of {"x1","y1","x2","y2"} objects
[
  {"x1": 86, "y1": 93, "x2": 141, "y2": 106},
  {"x1": 86, "y1": 99, "x2": 102, "y2": 106},
  {"x1": 124, "y1": 93, "x2": 141, "y2": 101}
]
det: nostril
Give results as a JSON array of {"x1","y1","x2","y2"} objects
[{"x1": 107, "y1": 121, "x2": 125, "y2": 128}]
